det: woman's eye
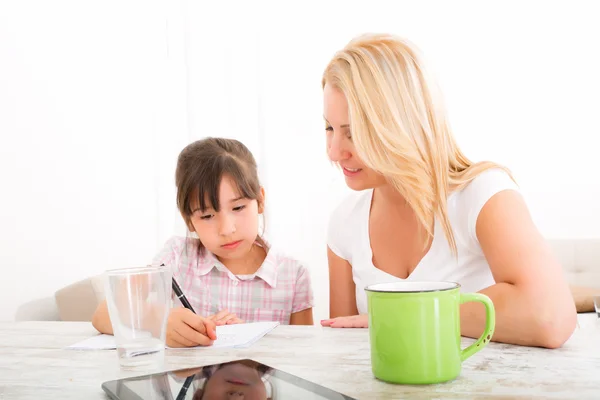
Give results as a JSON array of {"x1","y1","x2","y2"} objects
[
  {"x1": 233, "y1": 205, "x2": 246, "y2": 212},
  {"x1": 325, "y1": 125, "x2": 333, "y2": 132}
]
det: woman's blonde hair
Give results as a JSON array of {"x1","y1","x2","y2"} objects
[{"x1": 322, "y1": 33, "x2": 515, "y2": 255}]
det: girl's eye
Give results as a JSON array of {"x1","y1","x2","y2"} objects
[
  {"x1": 233, "y1": 205, "x2": 246, "y2": 212},
  {"x1": 325, "y1": 125, "x2": 333, "y2": 132},
  {"x1": 200, "y1": 214, "x2": 213, "y2": 220},
  {"x1": 346, "y1": 131, "x2": 352, "y2": 140}
]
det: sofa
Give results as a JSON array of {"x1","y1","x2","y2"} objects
[{"x1": 48, "y1": 239, "x2": 600, "y2": 322}]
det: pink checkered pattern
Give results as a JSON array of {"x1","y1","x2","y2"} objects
[{"x1": 152, "y1": 236, "x2": 314, "y2": 325}]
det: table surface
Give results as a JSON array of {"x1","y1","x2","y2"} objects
[{"x1": 1, "y1": 313, "x2": 599, "y2": 399}]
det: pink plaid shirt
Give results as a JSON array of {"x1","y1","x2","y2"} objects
[{"x1": 152, "y1": 236, "x2": 314, "y2": 325}]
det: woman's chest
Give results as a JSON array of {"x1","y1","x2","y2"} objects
[{"x1": 368, "y1": 212, "x2": 432, "y2": 280}]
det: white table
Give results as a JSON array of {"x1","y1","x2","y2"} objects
[{"x1": 1, "y1": 314, "x2": 599, "y2": 399}]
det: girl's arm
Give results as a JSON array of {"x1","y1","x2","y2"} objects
[
  {"x1": 288, "y1": 263, "x2": 316, "y2": 326},
  {"x1": 91, "y1": 300, "x2": 113, "y2": 334},
  {"x1": 290, "y1": 308, "x2": 314, "y2": 325},
  {"x1": 462, "y1": 190, "x2": 577, "y2": 348},
  {"x1": 91, "y1": 299, "x2": 217, "y2": 347}
]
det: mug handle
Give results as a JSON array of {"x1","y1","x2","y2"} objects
[{"x1": 459, "y1": 292, "x2": 496, "y2": 361}]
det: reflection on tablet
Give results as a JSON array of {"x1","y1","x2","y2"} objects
[{"x1": 102, "y1": 359, "x2": 357, "y2": 400}]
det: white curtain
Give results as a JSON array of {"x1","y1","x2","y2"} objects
[
  {"x1": 157, "y1": 2, "x2": 356, "y2": 322},
  {"x1": 160, "y1": 0, "x2": 600, "y2": 322}
]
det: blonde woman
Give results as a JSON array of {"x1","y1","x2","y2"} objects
[{"x1": 319, "y1": 33, "x2": 577, "y2": 348}]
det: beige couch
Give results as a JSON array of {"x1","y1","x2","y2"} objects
[
  {"x1": 550, "y1": 239, "x2": 600, "y2": 312},
  {"x1": 50, "y1": 239, "x2": 600, "y2": 322},
  {"x1": 54, "y1": 274, "x2": 105, "y2": 322}
]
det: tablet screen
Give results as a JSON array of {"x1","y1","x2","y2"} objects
[{"x1": 102, "y1": 359, "x2": 357, "y2": 400}]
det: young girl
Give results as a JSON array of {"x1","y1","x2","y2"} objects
[
  {"x1": 153, "y1": 360, "x2": 274, "y2": 400},
  {"x1": 170, "y1": 360, "x2": 274, "y2": 400},
  {"x1": 92, "y1": 137, "x2": 314, "y2": 347}
]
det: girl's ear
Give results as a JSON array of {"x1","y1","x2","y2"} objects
[
  {"x1": 258, "y1": 187, "x2": 266, "y2": 214},
  {"x1": 185, "y1": 219, "x2": 195, "y2": 233}
]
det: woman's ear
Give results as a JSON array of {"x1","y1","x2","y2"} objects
[{"x1": 258, "y1": 187, "x2": 266, "y2": 214}]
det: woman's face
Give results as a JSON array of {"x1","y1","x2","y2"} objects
[
  {"x1": 196, "y1": 360, "x2": 269, "y2": 400},
  {"x1": 323, "y1": 83, "x2": 386, "y2": 191}
]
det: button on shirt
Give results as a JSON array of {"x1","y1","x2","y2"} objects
[{"x1": 152, "y1": 236, "x2": 314, "y2": 325}]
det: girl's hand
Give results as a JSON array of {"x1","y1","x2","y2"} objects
[
  {"x1": 166, "y1": 307, "x2": 217, "y2": 348},
  {"x1": 208, "y1": 309, "x2": 244, "y2": 326},
  {"x1": 320, "y1": 314, "x2": 368, "y2": 328}
]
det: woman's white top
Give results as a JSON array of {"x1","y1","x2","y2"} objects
[{"x1": 327, "y1": 169, "x2": 519, "y2": 314}]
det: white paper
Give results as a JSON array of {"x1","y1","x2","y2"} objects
[
  {"x1": 186, "y1": 321, "x2": 279, "y2": 349},
  {"x1": 66, "y1": 321, "x2": 279, "y2": 350},
  {"x1": 66, "y1": 333, "x2": 118, "y2": 350}
]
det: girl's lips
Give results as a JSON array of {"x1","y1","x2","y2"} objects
[
  {"x1": 226, "y1": 379, "x2": 249, "y2": 386},
  {"x1": 221, "y1": 240, "x2": 242, "y2": 249}
]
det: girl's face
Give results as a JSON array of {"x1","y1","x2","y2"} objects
[
  {"x1": 323, "y1": 83, "x2": 387, "y2": 191},
  {"x1": 195, "y1": 361, "x2": 270, "y2": 400},
  {"x1": 188, "y1": 174, "x2": 264, "y2": 262}
]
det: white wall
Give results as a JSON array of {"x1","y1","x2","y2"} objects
[
  {"x1": 182, "y1": 0, "x2": 600, "y2": 323},
  {"x1": 0, "y1": 0, "x2": 187, "y2": 320},
  {"x1": 1, "y1": 0, "x2": 599, "y2": 321}
]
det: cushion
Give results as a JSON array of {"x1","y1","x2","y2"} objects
[
  {"x1": 54, "y1": 275, "x2": 105, "y2": 321},
  {"x1": 570, "y1": 284, "x2": 600, "y2": 313}
]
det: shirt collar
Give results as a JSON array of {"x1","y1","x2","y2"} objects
[
  {"x1": 195, "y1": 243, "x2": 278, "y2": 288},
  {"x1": 253, "y1": 248, "x2": 278, "y2": 288}
]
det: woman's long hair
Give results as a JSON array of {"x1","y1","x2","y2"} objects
[{"x1": 323, "y1": 33, "x2": 515, "y2": 254}]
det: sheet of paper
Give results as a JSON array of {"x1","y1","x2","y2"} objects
[
  {"x1": 190, "y1": 321, "x2": 280, "y2": 349},
  {"x1": 66, "y1": 333, "x2": 117, "y2": 350},
  {"x1": 66, "y1": 321, "x2": 279, "y2": 350}
]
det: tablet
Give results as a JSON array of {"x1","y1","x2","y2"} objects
[{"x1": 101, "y1": 359, "x2": 357, "y2": 400}]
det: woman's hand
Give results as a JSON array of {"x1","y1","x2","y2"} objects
[
  {"x1": 321, "y1": 314, "x2": 368, "y2": 328},
  {"x1": 166, "y1": 307, "x2": 217, "y2": 348},
  {"x1": 207, "y1": 309, "x2": 244, "y2": 326}
]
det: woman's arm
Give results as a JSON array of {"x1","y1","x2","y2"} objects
[
  {"x1": 321, "y1": 247, "x2": 365, "y2": 327},
  {"x1": 290, "y1": 308, "x2": 314, "y2": 325},
  {"x1": 327, "y1": 247, "x2": 359, "y2": 318},
  {"x1": 462, "y1": 190, "x2": 577, "y2": 348}
]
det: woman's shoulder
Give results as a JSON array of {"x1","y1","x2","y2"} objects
[
  {"x1": 449, "y1": 167, "x2": 520, "y2": 244},
  {"x1": 327, "y1": 190, "x2": 372, "y2": 261},
  {"x1": 329, "y1": 189, "x2": 372, "y2": 225},
  {"x1": 454, "y1": 167, "x2": 519, "y2": 208}
]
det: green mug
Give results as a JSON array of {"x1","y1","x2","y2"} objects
[{"x1": 365, "y1": 281, "x2": 495, "y2": 384}]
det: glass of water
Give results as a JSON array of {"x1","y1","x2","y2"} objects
[{"x1": 105, "y1": 265, "x2": 172, "y2": 369}]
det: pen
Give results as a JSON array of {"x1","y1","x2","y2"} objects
[
  {"x1": 175, "y1": 375, "x2": 196, "y2": 400},
  {"x1": 171, "y1": 273, "x2": 196, "y2": 314},
  {"x1": 158, "y1": 263, "x2": 196, "y2": 313}
]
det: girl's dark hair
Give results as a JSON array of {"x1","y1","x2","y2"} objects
[
  {"x1": 175, "y1": 137, "x2": 266, "y2": 253},
  {"x1": 192, "y1": 361, "x2": 274, "y2": 400}
]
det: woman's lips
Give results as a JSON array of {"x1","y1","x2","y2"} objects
[{"x1": 342, "y1": 166, "x2": 362, "y2": 177}]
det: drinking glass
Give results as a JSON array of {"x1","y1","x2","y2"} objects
[{"x1": 105, "y1": 265, "x2": 171, "y2": 369}]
